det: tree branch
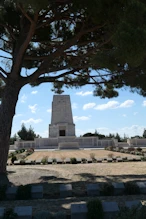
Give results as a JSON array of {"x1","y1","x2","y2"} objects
[
  {"x1": 17, "y1": 4, "x2": 34, "y2": 23},
  {"x1": 11, "y1": 11, "x2": 39, "y2": 77},
  {"x1": 0, "y1": 72, "x2": 7, "y2": 83},
  {"x1": 31, "y1": 69, "x2": 80, "y2": 85},
  {"x1": 0, "y1": 67, "x2": 8, "y2": 76},
  {"x1": 0, "y1": 23, "x2": 17, "y2": 41},
  {"x1": 0, "y1": 55, "x2": 12, "y2": 59}
]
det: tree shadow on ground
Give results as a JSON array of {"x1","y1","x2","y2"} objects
[
  {"x1": 2, "y1": 168, "x2": 146, "y2": 216},
  {"x1": 0, "y1": 173, "x2": 14, "y2": 186}
]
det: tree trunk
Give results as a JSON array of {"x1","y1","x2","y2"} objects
[{"x1": 0, "y1": 79, "x2": 22, "y2": 174}]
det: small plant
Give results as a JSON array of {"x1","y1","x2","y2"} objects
[
  {"x1": 81, "y1": 158, "x2": 87, "y2": 163},
  {"x1": 141, "y1": 156, "x2": 146, "y2": 161},
  {"x1": 0, "y1": 184, "x2": 7, "y2": 200},
  {"x1": 90, "y1": 153, "x2": 95, "y2": 160},
  {"x1": 100, "y1": 182, "x2": 114, "y2": 196},
  {"x1": 108, "y1": 153, "x2": 113, "y2": 158},
  {"x1": 26, "y1": 148, "x2": 34, "y2": 156},
  {"x1": 116, "y1": 205, "x2": 146, "y2": 219},
  {"x1": 136, "y1": 147, "x2": 142, "y2": 152},
  {"x1": 60, "y1": 155, "x2": 66, "y2": 163},
  {"x1": 70, "y1": 157, "x2": 77, "y2": 164},
  {"x1": 41, "y1": 156, "x2": 48, "y2": 165},
  {"x1": 3, "y1": 208, "x2": 18, "y2": 219},
  {"x1": 125, "y1": 182, "x2": 140, "y2": 195},
  {"x1": 11, "y1": 155, "x2": 17, "y2": 164},
  {"x1": 87, "y1": 198, "x2": 104, "y2": 219},
  {"x1": 52, "y1": 158, "x2": 57, "y2": 164},
  {"x1": 128, "y1": 147, "x2": 135, "y2": 152},
  {"x1": 16, "y1": 185, "x2": 31, "y2": 200},
  {"x1": 33, "y1": 210, "x2": 53, "y2": 219},
  {"x1": 20, "y1": 159, "x2": 25, "y2": 165}
]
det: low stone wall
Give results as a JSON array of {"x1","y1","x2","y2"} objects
[
  {"x1": 127, "y1": 138, "x2": 146, "y2": 147},
  {"x1": 12, "y1": 137, "x2": 116, "y2": 150}
]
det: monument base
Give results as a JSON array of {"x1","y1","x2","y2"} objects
[{"x1": 58, "y1": 142, "x2": 79, "y2": 150}]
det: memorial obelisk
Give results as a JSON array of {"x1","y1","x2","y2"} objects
[{"x1": 49, "y1": 95, "x2": 75, "y2": 137}]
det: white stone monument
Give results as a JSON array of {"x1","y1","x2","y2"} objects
[{"x1": 49, "y1": 95, "x2": 75, "y2": 137}]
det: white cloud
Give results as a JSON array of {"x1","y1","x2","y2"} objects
[
  {"x1": 94, "y1": 99, "x2": 134, "y2": 110},
  {"x1": 47, "y1": 108, "x2": 52, "y2": 113},
  {"x1": 31, "y1": 90, "x2": 38, "y2": 95},
  {"x1": 96, "y1": 125, "x2": 144, "y2": 137},
  {"x1": 119, "y1": 100, "x2": 134, "y2": 108},
  {"x1": 142, "y1": 100, "x2": 146, "y2": 106},
  {"x1": 133, "y1": 112, "x2": 138, "y2": 116},
  {"x1": 76, "y1": 91, "x2": 93, "y2": 96},
  {"x1": 75, "y1": 125, "x2": 145, "y2": 137},
  {"x1": 120, "y1": 125, "x2": 144, "y2": 137},
  {"x1": 28, "y1": 104, "x2": 37, "y2": 113},
  {"x1": 122, "y1": 114, "x2": 127, "y2": 117},
  {"x1": 20, "y1": 94, "x2": 27, "y2": 103},
  {"x1": 72, "y1": 103, "x2": 78, "y2": 109},
  {"x1": 73, "y1": 116, "x2": 90, "y2": 122},
  {"x1": 95, "y1": 101, "x2": 119, "y2": 110},
  {"x1": 21, "y1": 118, "x2": 42, "y2": 124},
  {"x1": 83, "y1": 102, "x2": 96, "y2": 110}
]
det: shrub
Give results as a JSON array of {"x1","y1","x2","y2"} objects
[
  {"x1": 11, "y1": 155, "x2": 17, "y2": 164},
  {"x1": 81, "y1": 158, "x2": 87, "y2": 163},
  {"x1": 100, "y1": 183, "x2": 114, "y2": 196},
  {"x1": 52, "y1": 158, "x2": 57, "y2": 164},
  {"x1": 0, "y1": 184, "x2": 7, "y2": 200},
  {"x1": 119, "y1": 147, "x2": 124, "y2": 150},
  {"x1": 141, "y1": 156, "x2": 146, "y2": 161},
  {"x1": 87, "y1": 198, "x2": 104, "y2": 219},
  {"x1": 60, "y1": 155, "x2": 66, "y2": 163},
  {"x1": 20, "y1": 159, "x2": 25, "y2": 165},
  {"x1": 33, "y1": 210, "x2": 53, "y2": 219},
  {"x1": 116, "y1": 205, "x2": 146, "y2": 219},
  {"x1": 90, "y1": 153, "x2": 95, "y2": 160},
  {"x1": 128, "y1": 147, "x2": 135, "y2": 152},
  {"x1": 20, "y1": 148, "x2": 25, "y2": 153},
  {"x1": 26, "y1": 148, "x2": 34, "y2": 156},
  {"x1": 27, "y1": 148, "x2": 34, "y2": 153},
  {"x1": 125, "y1": 182, "x2": 140, "y2": 195},
  {"x1": 136, "y1": 147, "x2": 142, "y2": 152},
  {"x1": 3, "y1": 208, "x2": 18, "y2": 219},
  {"x1": 16, "y1": 185, "x2": 31, "y2": 200},
  {"x1": 108, "y1": 153, "x2": 114, "y2": 158},
  {"x1": 41, "y1": 157, "x2": 48, "y2": 165},
  {"x1": 70, "y1": 157, "x2": 77, "y2": 164}
]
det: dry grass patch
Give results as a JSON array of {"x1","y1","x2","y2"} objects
[{"x1": 27, "y1": 149, "x2": 139, "y2": 160}]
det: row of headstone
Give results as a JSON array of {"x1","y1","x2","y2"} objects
[
  {"x1": 71, "y1": 200, "x2": 142, "y2": 219},
  {"x1": 12, "y1": 156, "x2": 141, "y2": 165},
  {"x1": 5, "y1": 181, "x2": 146, "y2": 201},
  {"x1": 0, "y1": 200, "x2": 142, "y2": 219},
  {"x1": 59, "y1": 182, "x2": 146, "y2": 198},
  {"x1": 0, "y1": 206, "x2": 32, "y2": 219},
  {"x1": 5, "y1": 185, "x2": 43, "y2": 200}
]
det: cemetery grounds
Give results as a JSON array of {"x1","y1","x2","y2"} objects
[{"x1": 3, "y1": 149, "x2": 146, "y2": 215}]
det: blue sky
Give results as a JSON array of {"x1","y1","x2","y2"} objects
[{"x1": 12, "y1": 82, "x2": 146, "y2": 138}]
